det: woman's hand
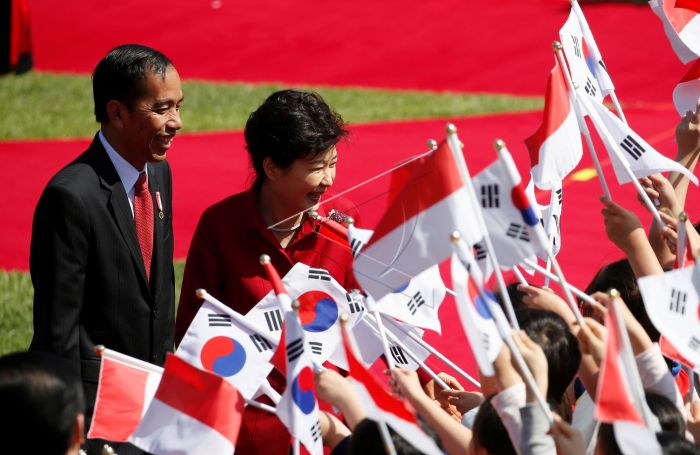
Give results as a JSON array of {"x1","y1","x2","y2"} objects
[{"x1": 600, "y1": 197, "x2": 645, "y2": 254}]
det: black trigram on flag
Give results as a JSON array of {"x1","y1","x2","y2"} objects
[
  {"x1": 620, "y1": 135, "x2": 646, "y2": 161},
  {"x1": 584, "y1": 77, "x2": 597, "y2": 97},
  {"x1": 506, "y1": 223, "x2": 530, "y2": 242},
  {"x1": 390, "y1": 346, "x2": 409, "y2": 365},
  {"x1": 407, "y1": 291, "x2": 427, "y2": 315},
  {"x1": 309, "y1": 341, "x2": 323, "y2": 356},
  {"x1": 481, "y1": 332, "x2": 491, "y2": 353},
  {"x1": 689, "y1": 336, "x2": 700, "y2": 353},
  {"x1": 572, "y1": 36, "x2": 582, "y2": 58},
  {"x1": 350, "y1": 238, "x2": 364, "y2": 258},
  {"x1": 473, "y1": 242, "x2": 487, "y2": 261},
  {"x1": 264, "y1": 309, "x2": 283, "y2": 332},
  {"x1": 286, "y1": 338, "x2": 304, "y2": 363},
  {"x1": 669, "y1": 289, "x2": 688, "y2": 315},
  {"x1": 555, "y1": 188, "x2": 563, "y2": 205},
  {"x1": 346, "y1": 293, "x2": 364, "y2": 314},
  {"x1": 310, "y1": 420, "x2": 322, "y2": 443},
  {"x1": 250, "y1": 334, "x2": 273, "y2": 353},
  {"x1": 207, "y1": 313, "x2": 232, "y2": 327},
  {"x1": 480, "y1": 184, "x2": 500, "y2": 208},
  {"x1": 308, "y1": 267, "x2": 331, "y2": 281}
]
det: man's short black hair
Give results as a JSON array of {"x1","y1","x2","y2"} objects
[
  {"x1": 0, "y1": 351, "x2": 85, "y2": 455},
  {"x1": 244, "y1": 89, "x2": 348, "y2": 190},
  {"x1": 92, "y1": 44, "x2": 173, "y2": 123}
]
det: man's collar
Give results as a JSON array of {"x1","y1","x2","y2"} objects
[{"x1": 99, "y1": 130, "x2": 147, "y2": 192}]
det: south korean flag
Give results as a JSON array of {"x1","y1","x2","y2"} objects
[
  {"x1": 559, "y1": 9, "x2": 604, "y2": 103},
  {"x1": 276, "y1": 308, "x2": 323, "y2": 455},
  {"x1": 246, "y1": 263, "x2": 363, "y2": 364},
  {"x1": 175, "y1": 298, "x2": 275, "y2": 400},
  {"x1": 638, "y1": 262, "x2": 700, "y2": 371}
]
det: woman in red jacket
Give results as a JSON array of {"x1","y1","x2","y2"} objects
[{"x1": 176, "y1": 89, "x2": 358, "y2": 454}]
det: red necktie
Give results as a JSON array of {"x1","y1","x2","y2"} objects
[{"x1": 134, "y1": 172, "x2": 153, "y2": 282}]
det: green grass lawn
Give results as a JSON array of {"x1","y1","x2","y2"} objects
[{"x1": 0, "y1": 71, "x2": 543, "y2": 355}]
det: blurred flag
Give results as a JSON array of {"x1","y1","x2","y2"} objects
[
  {"x1": 673, "y1": 59, "x2": 700, "y2": 116},
  {"x1": 341, "y1": 322, "x2": 443, "y2": 455},
  {"x1": 676, "y1": 0, "x2": 700, "y2": 14},
  {"x1": 88, "y1": 349, "x2": 162, "y2": 442},
  {"x1": 353, "y1": 140, "x2": 484, "y2": 301},
  {"x1": 675, "y1": 214, "x2": 696, "y2": 269},
  {"x1": 559, "y1": 9, "x2": 604, "y2": 103},
  {"x1": 650, "y1": 0, "x2": 700, "y2": 63},
  {"x1": 130, "y1": 354, "x2": 244, "y2": 455},
  {"x1": 348, "y1": 224, "x2": 373, "y2": 258},
  {"x1": 579, "y1": 93, "x2": 699, "y2": 185},
  {"x1": 275, "y1": 308, "x2": 323, "y2": 454},
  {"x1": 525, "y1": 57, "x2": 583, "y2": 190},
  {"x1": 571, "y1": 0, "x2": 616, "y2": 96},
  {"x1": 175, "y1": 298, "x2": 275, "y2": 399}
]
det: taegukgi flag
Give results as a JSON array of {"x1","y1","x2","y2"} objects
[
  {"x1": 650, "y1": 0, "x2": 700, "y2": 64},
  {"x1": 570, "y1": 0, "x2": 616, "y2": 96},
  {"x1": 353, "y1": 140, "x2": 484, "y2": 302},
  {"x1": 130, "y1": 354, "x2": 245, "y2": 455},
  {"x1": 559, "y1": 9, "x2": 604, "y2": 103}
]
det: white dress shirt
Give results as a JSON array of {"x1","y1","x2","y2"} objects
[{"x1": 99, "y1": 130, "x2": 147, "y2": 218}]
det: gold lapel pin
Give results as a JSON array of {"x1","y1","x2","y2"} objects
[{"x1": 155, "y1": 192, "x2": 164, "y2": 219}]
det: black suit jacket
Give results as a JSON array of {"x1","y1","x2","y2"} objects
[{"x1": 29, "y1": 134, "x2": 175, "y2": 418}]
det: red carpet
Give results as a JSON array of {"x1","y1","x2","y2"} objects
[
  {"x1": 3, "y1": 108, "x2": 695, "y2": 382},
  {"x1": 29, "y1": 0, "x2": 685, "y2": 103}
]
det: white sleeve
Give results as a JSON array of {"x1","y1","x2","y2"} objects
[
  {"x1": 635, "y1": 343, "x2": 685, "y2": 418},
  {"x1": 492, "y1": 382, "x2": 527, "y2": 454}
]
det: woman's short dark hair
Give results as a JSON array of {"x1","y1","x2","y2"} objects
[
  {"x1": 244, "y1": 89, "x2": 348, "y2": 190},
  {"x1": 471, "y1": 395, "x2": 516, "y2": 455},
  {"x1": 92, "y1": 44, "x2": 173, "y2": 123}
]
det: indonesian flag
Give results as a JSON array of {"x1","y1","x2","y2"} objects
[
  {"x1": 451, "y1": 244, "x2": 507, "y2": 377},
  {"x1": 570, "y1": 0, "x2": 616, "y2": 96},
  {"x1": 559, "y1": 9, "x2": 604, "y2": 103},
  {"x1": 87, "y1": 349, "x2": 162, "y2": 442},
  {"x1": 674, "y1": 59, "x2": 700, "y2": 117},
  {"x1": 677, "y1": 0, "x2": 700, "y2": 14},
  {"x1": 341, "y1": 323, "x2": 443, "y2": 455},
  {"x1": 353, "y1": 140, "x2": 484, "y2": 302},
  {"x1": 247, "y1": 262, "x2": 363, "y2": 364},
  {"x1": 579, "y1": 93, "x2": 699, "y2": 185},
  {"x1": 275, "y1": 308, "x2": 323, "y2": 455},
  {"x1": 175, "y1": 297, "x2": 275, "y2": 400},
  {"x1": 660, "y1": 336, "x2": 696, "y2": 370},
  {"x1": 638, "y1": 262, "x2": 700, "y2": 370},
  {"x1": 595, "y1": 299, "x2": 662, "y2": 455},
  {"x1": 650, "y1": 0, "x2": 700, "y2": 64},
  {"x1": 130, "y1": 354, "x2": 244, "y2": 455},
  {"x1": 525, "y1": 57, "x2": 583, "y2": 190}
]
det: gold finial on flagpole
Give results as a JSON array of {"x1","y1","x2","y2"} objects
[
  {"x1": 493, "y1": 139, "x2": 506, "y2": 151},
  {"x1": 679, "y1": 211, "x2": 688, "y2": 222},
  {"x1": 195, "y1": 288, "x2": 206, "y2": 299},
  {"x1": 607, "y1": 288, "x2": 620, "y2": 299},
  {"x1": 446, "y1": 123, "x2": 458, "y2": 135},
  {"x1": 102, "y1": 444, "x2": 116, "y2": 455},
  {"x1": 450, "y1": 230, "x2": 461, "y2": 243},
  {"x1": 307, "y1": 210, "x2": 320, "y2": 220},
  {"x1": 94, "y1": 345, "x2": 105, "y2": 356},
  {"x1": 552, "y1": 41, "x2": 562, "y2": 52},
  {"x1": 259, "y1": 254, "x2": 271, "y2": 264},
  {"x1": 292, "y1": 299, "x2": 301, "y2": 311},
  {"x1": 340, "y1": 313, "x2": 349, "y2": 324},
  {"x1": 345, "y1": 216, "x2": 355, "y2": 226},
  {"x1": 427, "y1": 139, "x2": 438, "y2": 150}
]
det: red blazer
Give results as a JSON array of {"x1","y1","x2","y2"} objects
[{"x1": 176, "y1": 188, "x2": 359, "y2": 454}]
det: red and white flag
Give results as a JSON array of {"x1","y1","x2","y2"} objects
[
  {"x1": 525, "y1": 57, "x2": 583, "y2": 190},
  {"x1": 129, "y1": 354, "x2": 244, "y2": 455},
  {"x1": 341, "y1": 322, "x2": 442, "y2": 455},
  {"x1": 579, "y1": 93, "x2": 699, "y2": 185},
  {"x1": 354, "y1": 140, "x2": 484, "y2": 301},
  {"x1": 275, "y1": 308, "x2": 323, "y2": 455},
  {"x1": 559, "y1": 9, "x2": 604, "y2": 103},
  {"x1": 175, "y1": 297, "x2": 275, "y2": 400},
  {"x1": 677, "y1": 0, "x2": 700, "y2": 14},
  {"x1": 650, "y1": 0, "x2": 700, "y2": 64},
  {"x1": 673, "y1": 59, "x2": 700, "y2": 116},
  {"x1": 88, "y1": 349, "x2": 162, "y2": 442},
  {"x1": 595, "y1": 298, "x2": 661, "y2": 455}
]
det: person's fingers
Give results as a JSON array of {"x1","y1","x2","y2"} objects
[
  {"x1": 659, "y1": 210, "x2": 678, "y2": 228},
  {"x1": 584, "y1": 317, "x2": 606, "y2": 338}
]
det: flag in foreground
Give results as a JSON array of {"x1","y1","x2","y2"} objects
[
  {"x1": 130, "y1": 354, "x2": 244, "y2": 455},
  {"x1": 87, "y1": 349, "x2": 162, "y2": 442},
  {"x1": 674, "y1": 59, "x2": 700, "y2": 117},
  {"x1": 650, "y1": 0, "x2": 700, "y2": 64}
]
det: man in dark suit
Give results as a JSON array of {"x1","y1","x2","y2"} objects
[{"x1": 29, "y1": 44, "x2": 183, "y2": 453}]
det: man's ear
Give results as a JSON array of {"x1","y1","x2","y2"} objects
[
  {"x1": 69, "y1": 413, "x2": 85, "y2": 454},
  {"x1": 263, "y1": 157, "x2": 281, "y2": 182},
  {"x1": 106, "y1": 100, "x2": 126, "y2": 128}
]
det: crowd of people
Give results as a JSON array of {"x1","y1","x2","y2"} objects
[{"x1": 2, "y1": 41, "x2": 700, "y2": 455}]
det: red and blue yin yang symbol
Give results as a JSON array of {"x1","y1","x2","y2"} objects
[
  {"x1": 298, "y1": 290, "x2": 338, "y2": 333},
  {"x1": 467, "y1": 279, "x2": 493, "y2": 319},
  {"x1": 511, "y1": 185, "x2": 538, "y2": 227},
  {"x1": 291, "y1": 366, "x2": 317, "y2": 415},
  {"x1": 392, "y1": 281, "x2": 410, "y2": 294},
  {"x1": 200, "y1": 336, "x2": 247, "y2": 377}
]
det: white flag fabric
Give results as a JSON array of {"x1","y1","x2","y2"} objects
[
  {"x1": 451, "y1": 248, "x2": 507, "y2": 377},
  {"x1": 525, "y1": 56, "x2": 583, "y2": 190},
  {"x1": 348, "y1": 224, "x2": 374, "y2": 258},
  {"x1": 247, "y1": 262, "x2": 363, "y2": 364},
  {"x1": 472, "y1": 159, "x2": 543, "y2": 268},
  {"x1": 535, "y1": 180, "x2": 563, "y2": 260},
  {"x1": 571, "y1": 0, "x2": 616, "y2": 95},
  {"x1": 673, "y1": 59, "x2": 700, "y2": 116},
  {"x1": 559, "y1": 9, "x2": 604, "y2": 103},
  {"x1": 579, "y1": 93, "x2": 699, "y2": 185},
  {"x1": 276, "y1": 309, "x2": 323, "y2": 455},
  {"x1": 175, "y1": 298, "x2": 275, "y2": 400},
  {"x1": 130, "y1": 354, "x2": 244, "y2": 455},
  {"x1": 638, "y1": 263, "x2": 700, "y2": 369},
  {"x1": 650, "y1": 0, "x2": 700, "y2": 64},
  {"x1": 353, "y1": 140, "x2": 485, "y2": 302},
  {"x1": 373, "y1": 265, "x2": 446, "y2": 333}
]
